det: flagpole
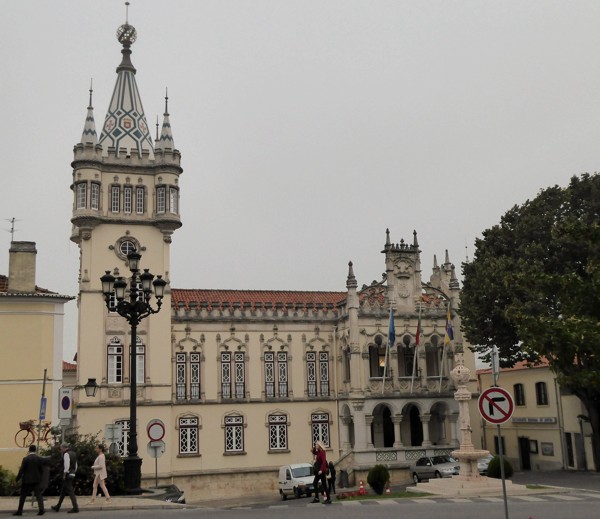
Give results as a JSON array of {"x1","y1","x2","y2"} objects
[
  {"x1": 383, "y1": 307, "x2": 395, "y2": 395},
  {"x1": 410, "y1": 302, "x2": 421, "y2": 395},
  {"x1": 439, "y1": 304, "x2": 452, "y2": 394}
]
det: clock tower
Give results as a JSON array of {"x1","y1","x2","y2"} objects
[{"x1": 70, "y1": 19, "x2": 182, "y2": 413}]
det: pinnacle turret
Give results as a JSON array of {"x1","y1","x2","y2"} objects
[
  {"x1": 80, "y1": 81, "x2": 98, "y2": 146},
  {"x1": 346, "y1": 261, "x2": 357, "y2": 289},
  {"x1": 155, "y1": 89, "x2": 175, "y2": 151}
]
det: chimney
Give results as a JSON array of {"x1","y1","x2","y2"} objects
[{"x1": 8, "y1": 241, "x2": 37, "y2": 293}]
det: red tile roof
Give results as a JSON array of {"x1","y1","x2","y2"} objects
[
  {"x1": 63, "y1": 361, "x2": 77, "y2": 372},
  {"x1": 171, "y1": 289, "x2": 347, "y2": 310}
]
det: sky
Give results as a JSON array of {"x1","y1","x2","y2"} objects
[{"x1": 3, "y1": 1, "x2": 600, "y2": 362}]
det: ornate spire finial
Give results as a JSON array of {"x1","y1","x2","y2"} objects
[
  {"x1": 433, "y1": 254, "x2": 438, "y2": 269},
  {"x1": 413, "y1": 229, "x2": 418, "y2": 247},
  {"x1": 346, "y1": 261, "x2": 357, "y2": 289},
  {"x1": 125, "y1": 1, "x2": 130, "y2": 24},
  {"x1": 164, "y1": 87, "x2": 169, "y2": 115},
  {"x1": 88, "y1": 78, "x2": 93, "y2": 108},
  {"x1": 156, "y1": 115, "x2": 159, "y2": 140},
  {"x1": 445, "y1": 249, "x2": 450, "y2": 265}
]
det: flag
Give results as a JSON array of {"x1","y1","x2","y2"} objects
[
  {"x1": 444, "y1": 305, "x2": 454, "y2": 345},
  {"x1": 388, "y1": 308, "x2": 395, "y2": 348}
]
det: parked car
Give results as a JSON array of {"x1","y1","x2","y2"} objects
[
  {"x1": 411, "y1": 455, "x2": 460, "y2": 483},
  {"x1": 478, "y1": 454, "x2": 494, "y2": 475},
  {"x1": 278, "y1": 463, "x2": 315, "y2": 500}
]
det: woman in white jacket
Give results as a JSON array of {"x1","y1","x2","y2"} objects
[{"x1": 88, "y1": 444, "x2": 111, "y2": 504}]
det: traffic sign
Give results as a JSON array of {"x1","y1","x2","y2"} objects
[
  {"x1": 147, "y1": 440, "x2": 165, "y2": 458},
  {"x1": 39, "y1": 397, "x2": 47, "y2": 421},
  {"x1": 478, "y1": 386, "x2": 514, "y2": 424},
  {"x1": 58, "y1": 388, "x2": 73, "y2": 419},
  {"x1": 147, "y1": 419, "x2": 165, "y2": 441}
]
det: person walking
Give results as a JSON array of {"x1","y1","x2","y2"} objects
[
  {"x1": 51, "y1": 443, "x2": 79, "y2": 514},
  {"x1": 327, "y1": 461, "x2": 336, "y2": 496},
  {"x1": 88, "y1": 444, "x2": 111, "y2": 504},
  {"x1": 13, "y1": 445, "x2": 45, "y2": 516},
  {"x1": 310, "y1": 441, "x2": 331, "y2": 504}
]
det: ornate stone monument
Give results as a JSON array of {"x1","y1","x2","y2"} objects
[{"x1": 410, "y1": 352, "x2": 527, "y2": 496}]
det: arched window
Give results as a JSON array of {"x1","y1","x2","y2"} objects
[
  {"x1": 107, "y1": 337, "x2": 123, "y2": 384},
  {"x1": 398, "y1": 334, "x2": 415, "y2": 377},
  {"x1": 178, "y1": 415, "x2": 199, "y2": 455},
  {"x1": 311, "y1": 412, "x2": 330, "y2": 448},
  {"x1": 369, "y1": 336, "x2": 386, "y2": 377},
  {"x1": 425, "y1": 335, "x2": 441, "y2": 376},
  {"x1": 268, "y1": 413, "x2": 288, "y2": 451},
  {"x1": 224, "y1": 415, "x2": 244, "y2": 453}
]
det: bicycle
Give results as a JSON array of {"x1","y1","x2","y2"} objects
[{"x1": 14, "y1": 420, "x2": 56, "y2": 448}]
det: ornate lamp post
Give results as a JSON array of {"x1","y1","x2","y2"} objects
[{"x1": 100, "y1": 251, "x2": 167, "y2": 494}]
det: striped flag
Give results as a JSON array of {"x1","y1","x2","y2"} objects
[{"x1": 444, "y1": 305, "x2": 454, "y2": 345}]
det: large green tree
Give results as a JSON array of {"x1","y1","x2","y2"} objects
[{"x1": 461, "y1": 173, "x2": 600, "y2": 471}]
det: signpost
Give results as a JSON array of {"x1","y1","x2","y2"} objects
[
  {"x1": 146, "y1": 420, "x2": 166, "y2": 487},
  {"x1": 480, "y1": 346, "x2": 512, "y2": 519}
]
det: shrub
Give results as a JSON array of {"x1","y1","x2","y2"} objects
[
  {"x1": 486, "y1": 455, "x2": 513, "y2": 479},
  {"x1": 367, "y1": 464, "x2": 390, "y2": 495},
  {"x1": 0, "y1": 466, "x2": 17, "y2": 496},
  {"x1": 39, "y1": 431, "x2": 124, "y2": 496}
]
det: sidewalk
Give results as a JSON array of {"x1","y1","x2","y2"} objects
[{"x1": 0, "y1": 495, "x2": 188, "y2": 515}]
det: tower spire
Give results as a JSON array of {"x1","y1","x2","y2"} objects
[
  {"x1": 155, "y1": 87, "x2": 175, "y2": 151},
  {"x1": 98, "y1": 9, "x2": 154, "y2": 158},
  {"x1": 80, "y1": 79, "x2": 98, "y2": 145}
]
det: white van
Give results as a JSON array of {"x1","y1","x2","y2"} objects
[{"x1": 278, "y1": 463, "x2": 314, "y2": 500}]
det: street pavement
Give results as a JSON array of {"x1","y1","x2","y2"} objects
[{"x1": 0, "y1": 470, "x2": 599, "y2": 514}]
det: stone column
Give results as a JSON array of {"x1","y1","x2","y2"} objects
[
  {"x1": 365, "y1": 415, "x2": 374, "y2": 449},
  {"x1": 340, "y1": 416, "x2": 351, "y2": 451},
  {"x1": 421, "y1": 413, "x2": 432, "y2": 447},
  {"x1": 351, "y1": 401, "x2": 368, "y2": 449},
  {"x1": 392, "y1": 415, "x2": 404, "y2": 448}
]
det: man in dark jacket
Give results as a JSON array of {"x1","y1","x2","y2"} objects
[
  {"x1": 14, "y1": 444, "x2": 45, "y2": 516},
  {"x1": 51, "y1": 443, "x2": 78, "y2": 514}
]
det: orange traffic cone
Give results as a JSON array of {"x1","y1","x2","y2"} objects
[{"x1": 358, "y1": 480, "x2": 365, "y2": 495}]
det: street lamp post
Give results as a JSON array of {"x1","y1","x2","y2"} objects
[{"x1": 100, "y1": 251, "x2": 167, "y2": 494}]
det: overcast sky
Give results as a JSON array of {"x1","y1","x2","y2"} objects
[{"x1": 3, "y1": 1, "x2": 600, "y2": 362}]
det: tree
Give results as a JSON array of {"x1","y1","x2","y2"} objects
[
  {"x1": 460, "y1": 173, "x2": 600, "y2": 472},
  {"x1": 40, "y1": 431, "x2": 124, "y2": 496}
]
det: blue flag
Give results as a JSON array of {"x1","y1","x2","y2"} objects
[{"x1": 388, "y1": 308, "x2": 395, "y2": 348}]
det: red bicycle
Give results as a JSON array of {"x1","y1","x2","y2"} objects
[{"x1": 14, "y1": 420, "x2": 55, "y2": 448}]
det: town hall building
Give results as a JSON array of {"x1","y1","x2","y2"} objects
[{"x1": 70, "y1": 18, "x2": 478, "y2": 500}]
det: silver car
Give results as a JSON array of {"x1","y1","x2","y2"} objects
[
  {"x1": 411, "y1": 455, "x2": 460, "y2": 483},
  {"x1": 477, "y1": 454, "x2": 494, "y2": 475}
]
